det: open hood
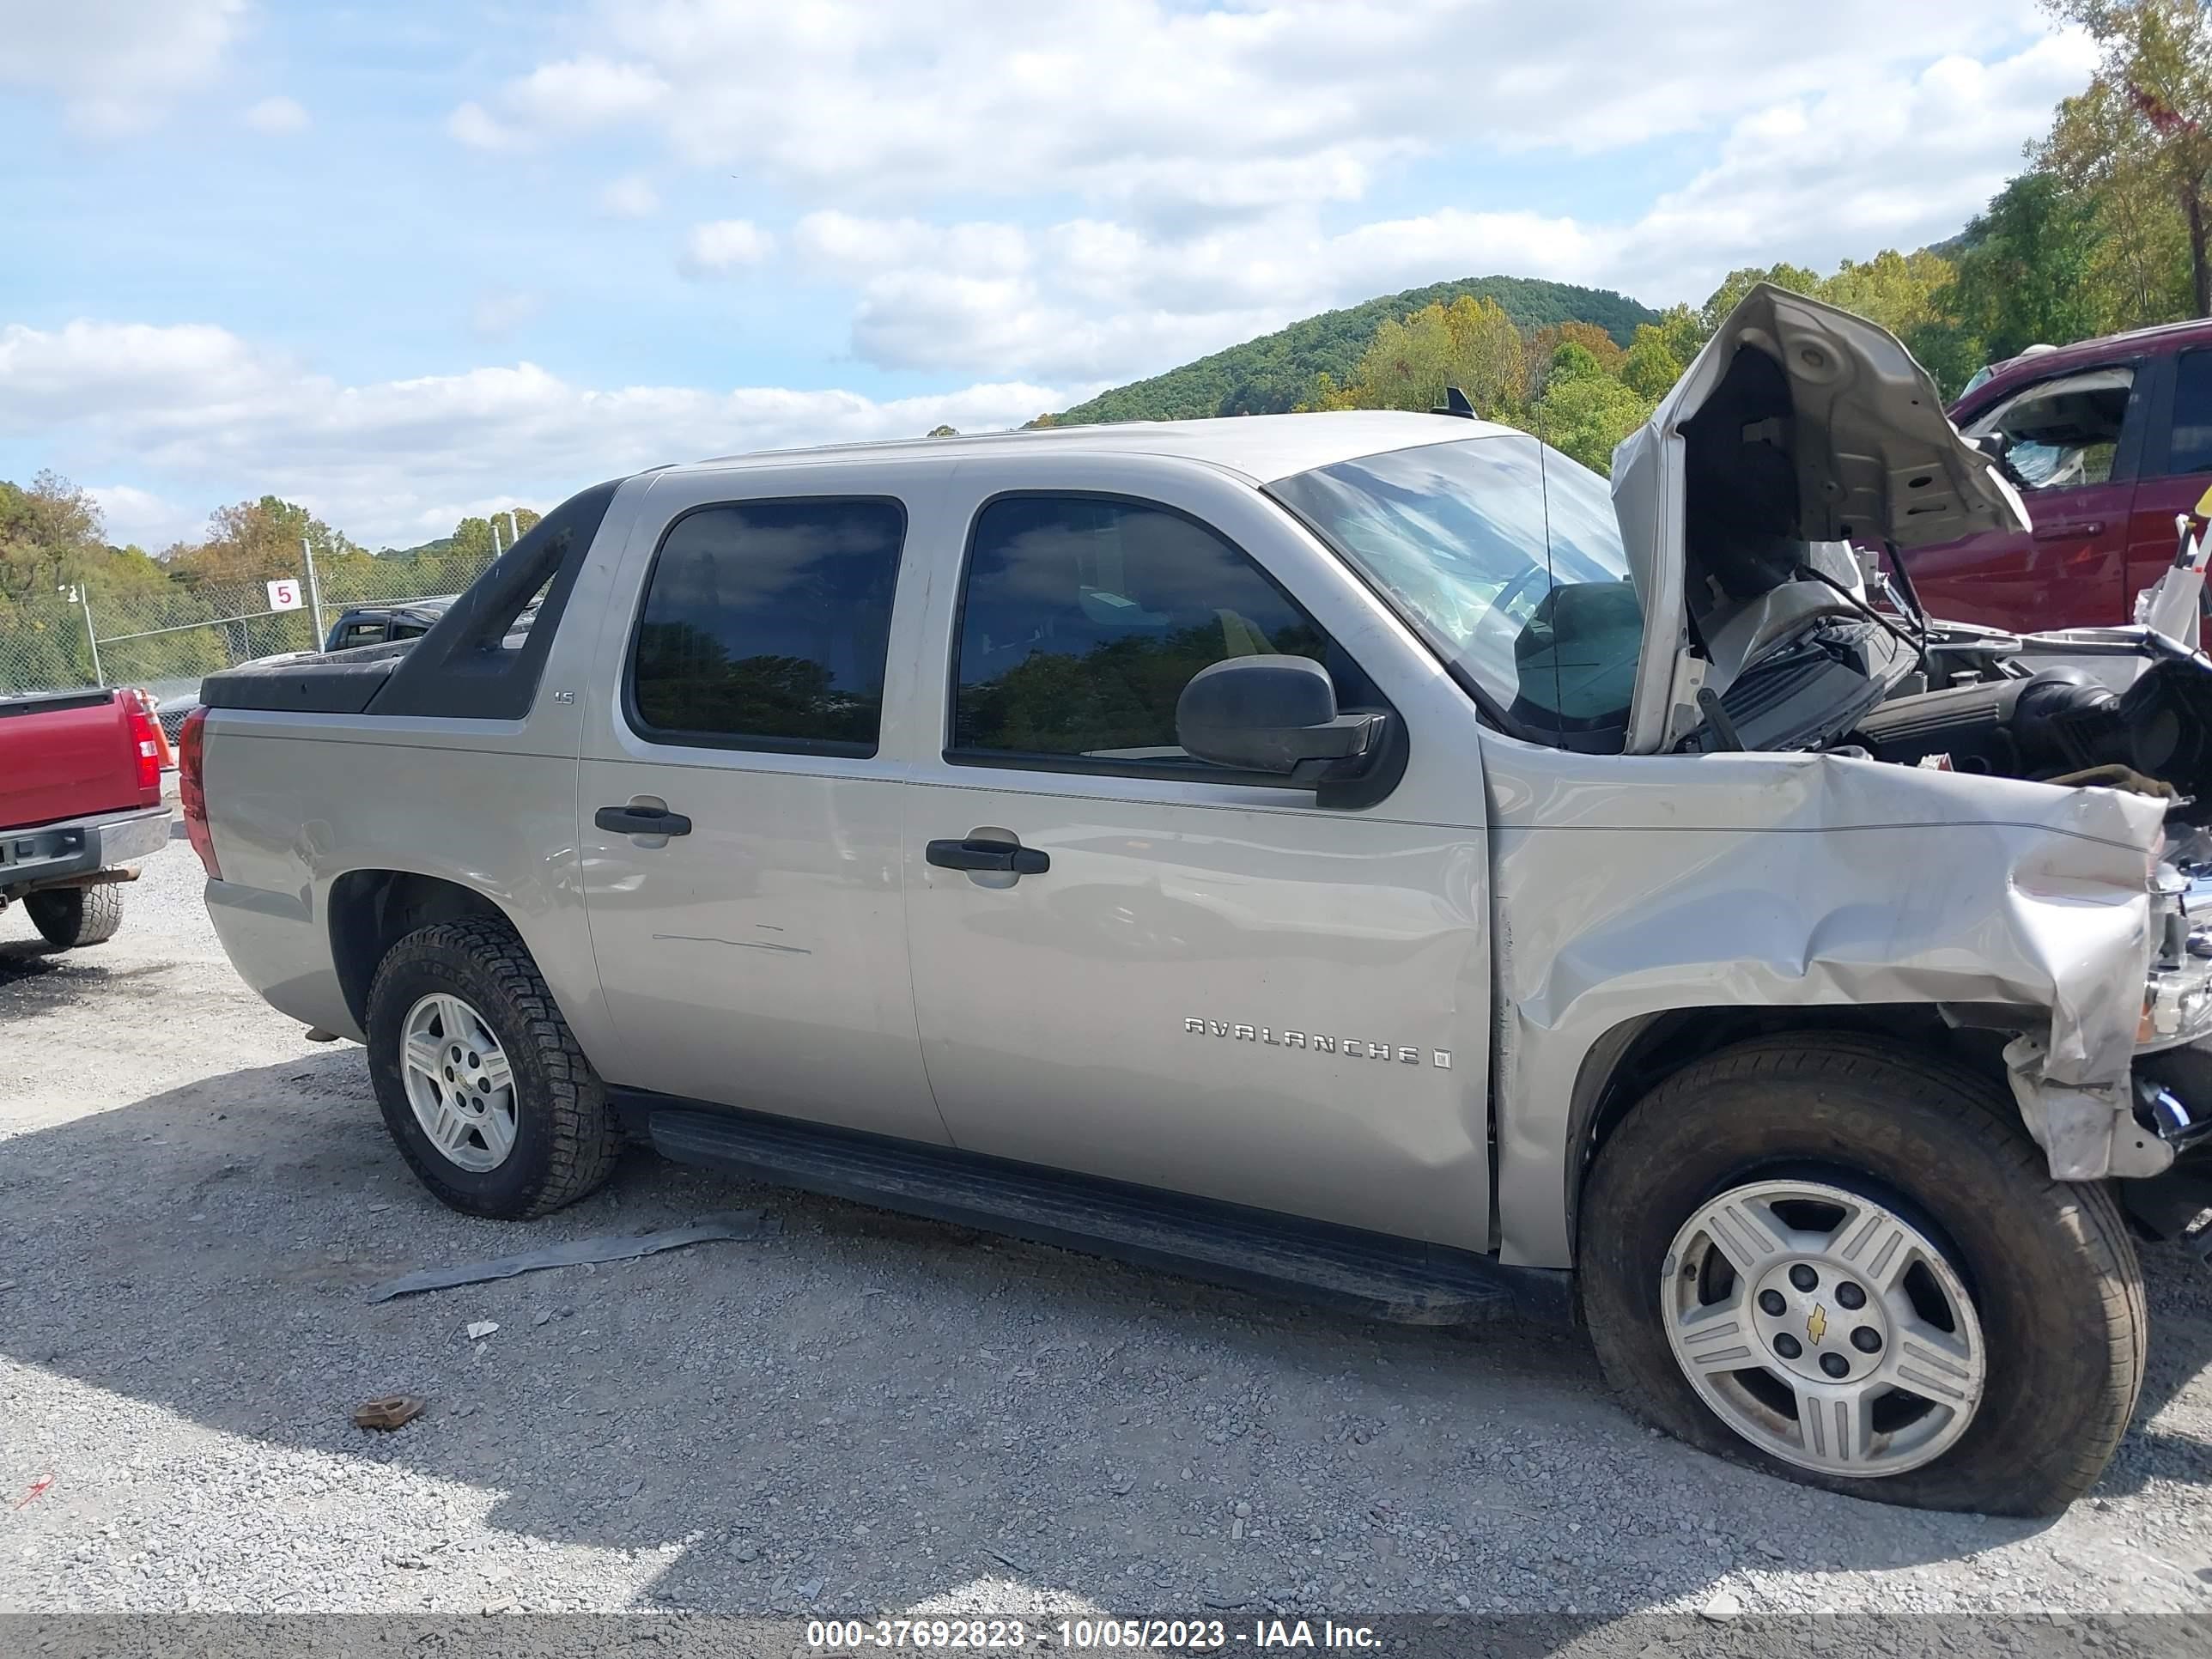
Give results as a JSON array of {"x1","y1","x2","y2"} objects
[{"x1": 1611, "y1": 283, "x2": 2030, "y2": 753}]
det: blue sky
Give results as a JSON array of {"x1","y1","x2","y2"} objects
[{"x1": 1, "y1": 0, "x2": 2089, "y2": 550}]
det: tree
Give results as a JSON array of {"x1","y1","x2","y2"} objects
[
  {"x1": 0, "y1": 474, "x2": 231, "y2": 690},
  {"x1": 1943, "y1": 173, "x2": 2107, "y2": 368},
  {"x1": 359, "y1": 507, "x2": 546, "y2": 602},
  {"x1": 1304, "y1": 295, "x2": 1537, "y2": 417},
  {"x1": 1440, "y1": 295, "x2": 1528, "y2": 413},
  {"x1": 1821, "y1": 248, "x2": 1956, "y2": 337},
  {"x1": 442, "y1": 507, "x2": 544, "y2": 567},
  {"x1": 1528, "y1": 357, "x2": 1652, "y2": 475},
  {"x1": 1620, "y1": 324, "x2": 1685, "y2": 399},
  {"x1": 1044, "y1": 276, "x2": 1656, "y2": 426},
  {"x1": 1340, "y1": 307, "x2": 1461, "y2": 411},
  {"x1": 0, "y1": 472, "x2": 106, "y2": 603},
  {"x1": 1546, "y1": 341, "x2": 1607, "y2": 384},
  {"x1": 1698, "y1": 264, "x2": 1823, "y2": 334},
  {"x1": 2044, "y1": 0, "x2": 2212, "y2": 315},
  {"x1": 2038, "y1": 65, "x2": 2196, "y2": 325},
  {"x1": 1297, "y1": 370, "x2": 1357, "y2": 412},
  {"x1": 166, "y1": 495, "x2": 365, "y2": 588},
  {"x1": 1522, "y1": 321, "x2": 1626, "y2": 398},
  {"x1": 1650, "y1": 303, "x2": 1705, "y2": 367},
  {"x1": 927, "y1": 424, "x2": 959, "y2": 438}
]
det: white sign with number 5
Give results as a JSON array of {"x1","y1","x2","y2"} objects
[{"x1": 266, "y1": 579, "x2": 303, "y2": 612}]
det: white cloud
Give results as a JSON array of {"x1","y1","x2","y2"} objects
[
  {"x1": 785, "y1": 204, "x2": 1590, "y2": 378},
  {"x1": 447, "y1": 100, "x2": 516, "y2": 151},
  {"x1": 242, "y1": 95, "x2": 310, "y2": 136},
  {"x1": 794, "y1": 211, "x2": 1030, "y2": 278},
  {"x1": 450, "y1": 57, "x2": 669, "y2": 153},
  {"x1": 87, "y1": 483, "x2": 197, "y2": 550},
  {"x1": 0, "y1": 319, "x2": 282, "y2": 414},
  {"x1": 597, "y1": 173, "x2": 660, "y2": 218},
  {"x1": 453, "y1": 0, "x2": 2057, "y2": 222},
  {"x1": 1610, "y1": 33, "x2": 2096, "y2": 297},
  {"x1": 0, "y1": 0, "x2": 245, "y2": 135},
  {"x1": 0, "y1": 319, "x2": 1069, "y2": 546},
  {"x1": 503, "y1": 54, "x2": 670, "y2": 130},
  {"x1": 781, "y1": 29, "x2": 2092, "y2": 382},
  {"x1": 678, "y1": 219, "x2": 775, "y2": 279},
  {"x1": 427, "y1": 2, "x2": 2087, "y2": 391}
]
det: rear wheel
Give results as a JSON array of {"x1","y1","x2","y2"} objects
[
  {"x1": 24, "y1": 884, "x2": 124, "y2": 949},
  {"x1": 365, "y1": 915, "x2": 621, "y2": 1218},
  {"x1": 1580, "y1": 1036, "x2": 2144, "y2": 1515}
]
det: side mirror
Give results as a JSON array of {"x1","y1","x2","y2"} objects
[
  {"x1": 1176, "y1": 656, "x2": 1385, "y2": 782},
  {"x1": 1968, "y1": 430, "x2": 2030, "y2": 491}
]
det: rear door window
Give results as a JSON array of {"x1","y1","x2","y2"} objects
[{"x1": 627, "y1": 497, "x2": 906, "y2": 756}]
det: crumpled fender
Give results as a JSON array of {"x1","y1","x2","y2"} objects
[{"x1": 1485, "y1": 739, "x2": 2166, "y2": 1268}]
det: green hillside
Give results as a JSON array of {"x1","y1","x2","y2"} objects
[{"x1": 1044, "y1": 275, "x2": 1659, "y2": 426}]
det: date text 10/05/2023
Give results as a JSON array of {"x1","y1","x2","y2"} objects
[{"x1": 805, "y1": 1618, "x2": 1381, "y2": 1650}]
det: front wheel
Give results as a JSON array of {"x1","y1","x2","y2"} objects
[
  {"x1": 364, "y1": 916, "x2": 622, "y2": 1218},
  {"x1": 1579, "y1": 1036, "x2": 2145, "y2": 1516}
]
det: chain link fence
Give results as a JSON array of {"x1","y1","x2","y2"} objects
[{"x1": 0, "y1": 547, "x2": 498, "y2": 704}]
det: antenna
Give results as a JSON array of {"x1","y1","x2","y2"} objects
[
  {"x1": 1530, "y1": 392, "x2": 1565, "y2": 737},
  {"x1": 1431, "y1": 386, "x2": 1477, "y2": 418}
]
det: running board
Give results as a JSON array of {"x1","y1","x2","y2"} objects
[{"x1": 638, "y1": 1101, "x2": 1570, "y2": 1327}]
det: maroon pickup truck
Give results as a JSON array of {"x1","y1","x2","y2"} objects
[
  {"x1": 0, "y1": 687, "x2": 172, "y2": 950},
  {"x1": 1911, "y1": 319, "x2": 2212, "y2": 630}
]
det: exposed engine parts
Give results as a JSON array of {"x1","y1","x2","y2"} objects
[{"x1": 1848, "y1": 657, "x2": 2212, "y2": 815}]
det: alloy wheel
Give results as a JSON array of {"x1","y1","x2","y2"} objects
[
  {"x1": 398, "y1": 991, "x2": 519, "y2": 1173},
  {"x1": 1662, "y1": 1177, "x2": 1985, "y2": 1477}
]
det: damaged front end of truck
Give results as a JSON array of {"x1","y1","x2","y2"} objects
[{"x1": 1607, "y1": 283, "x2": 2212, "y2": 1224}]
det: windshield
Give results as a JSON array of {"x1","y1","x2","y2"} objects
[{"x1": 1268, "y1": 434, "x2": 1642, "y2": 746}]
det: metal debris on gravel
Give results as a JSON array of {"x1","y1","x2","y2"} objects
[
  {"x1": 364, "y1": 1212, "x2": 779, "y2": 1303},
  {"x1": 350, "y1": 1395, "x2": 427, "y2": 1432}
]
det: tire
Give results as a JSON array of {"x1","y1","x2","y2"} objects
[
  {"x1": 1579, "y1": 1034, "x2": 2144, "y2": 1516},
  {"x1": 25, "y1": 883, "x2": 124, "y2": 949},
  {"x1": 364, "y1": 915, "x2": 621, "y2": 1218}
]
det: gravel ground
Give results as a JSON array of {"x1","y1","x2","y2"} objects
[{"x1": 5, "y1": 831, "x2": 2212, "y2": 1620}]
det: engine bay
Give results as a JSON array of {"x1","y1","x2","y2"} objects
[
  {"x1": 1660, "y1": 329, "x2": 2212, "y2": 812},
  {"x1": 1849, "y1": 650, "x2": 2212, "y2": 815}
]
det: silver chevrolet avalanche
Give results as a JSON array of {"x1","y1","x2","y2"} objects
[{"x1": 183, "y1": 288, "x2": 2212, "y2": 1515}]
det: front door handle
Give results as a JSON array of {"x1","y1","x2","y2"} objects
[
  {"x1": 596, "y1": 804, "x2": 692, "y2": 836},
  {"x1": 2033, "y1": 520, "x2": 2105, "y2": 540},
  {"x1": 927, "y1": 838, "x2": 1048, "y2": 875}
]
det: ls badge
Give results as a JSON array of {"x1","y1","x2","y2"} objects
[{"x1": 1182, "y1": 1017, "x2": 1449, "y2": 1069}]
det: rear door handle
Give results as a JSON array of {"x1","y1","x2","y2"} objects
[
  {"x1": 596, "y1": 805, "x2": 692, "y2": 836},
  {"x1": 2033, "y1": 520, "x2": 2105, "y2": 539},
  {"x1": 926, "y1": 837, "x2": 1048, "y2": 875}
]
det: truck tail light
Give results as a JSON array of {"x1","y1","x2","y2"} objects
[
  {"x1": 123, "y1": 692, "x2": 163, "y2": 793},
  {"x1": 179, "y1": 706, "x2": 221, "y2": 879}
]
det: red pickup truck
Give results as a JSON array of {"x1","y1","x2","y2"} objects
[
  {"x1": 1911, "y1": 318, "x2": 2212, "y2": 630},
  {"x1": 1, "y1": 688, "x2": 173, "y2": 950}
]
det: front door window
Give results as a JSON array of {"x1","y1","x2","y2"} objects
[{"x1": 1962, "y1": 367, "x2": 2132, "y2": 492}]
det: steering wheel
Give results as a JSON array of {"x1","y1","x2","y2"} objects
[{"x1": 1490, "y1": 562, "x2": 1553, "y2": 624}]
